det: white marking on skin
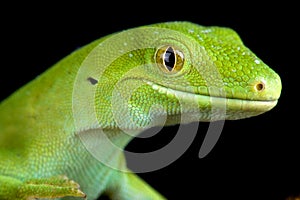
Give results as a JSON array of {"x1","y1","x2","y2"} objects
[
  {"x1": 202, "y1": 29, "x2": 212, "y2": 33},
  {"x1": 188, "y1": 29, "x2": 194, "y2": 33},
  {"x1": 197, "y1": 34, "x2": 204, "y2": 41},
  {"x1": 254, "y1": 59, "x2": 260, "y2": 64}
]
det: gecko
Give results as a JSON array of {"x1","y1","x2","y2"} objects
[{"x1": 0, "y1": 21, "x2": 282, "y2": 199}]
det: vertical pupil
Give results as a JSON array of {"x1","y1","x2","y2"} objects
[{"x1": 164, "y1": 47, "x2": 175, "y2": 71}]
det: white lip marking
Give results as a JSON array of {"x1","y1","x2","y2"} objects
[{"x1": 146, "y1": 81, "x2": 278, "y2": 113}]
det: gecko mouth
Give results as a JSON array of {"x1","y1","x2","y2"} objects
[{"x1": 146, "y1": 81, "x2": 278, "y2": 120}]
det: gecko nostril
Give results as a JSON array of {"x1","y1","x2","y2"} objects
[{"x1": 255, "y1": 81, "x2": 265, "y2": 92}]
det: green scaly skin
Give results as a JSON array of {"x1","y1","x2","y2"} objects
[{"x1": 0, "y1": 21, "x2": 281, "y2": 199}]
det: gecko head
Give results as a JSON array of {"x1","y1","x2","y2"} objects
[
  {"x1": 131, "y1": 22, "x2": 282, "y2": 124},
  {"x1": 93, "y1": 21, "x2": 282, "y2": 129}
]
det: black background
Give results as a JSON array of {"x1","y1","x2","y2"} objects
[{"x1": 0, "y1": 2, "x2": 298, "y2": 200}]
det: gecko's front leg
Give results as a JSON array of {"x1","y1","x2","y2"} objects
[{"x1": 0, "y1": 175, "x2": 86, "y2": 200}]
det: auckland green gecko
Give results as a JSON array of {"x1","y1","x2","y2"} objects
[{"x1": 0, "y1": 21, "x2": 281, "y2": 199}]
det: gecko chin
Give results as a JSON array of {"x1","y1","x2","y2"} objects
[
  {"x1": 167, "y1": 95, "x2": 278, "y2": 123},
  {"x1": 213, "y1": 97, "x2": 278, "y2": 121}
]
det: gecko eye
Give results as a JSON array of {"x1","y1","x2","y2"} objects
[{"x1": 155, "y1": 45, "x2": 185, "y2": 74}]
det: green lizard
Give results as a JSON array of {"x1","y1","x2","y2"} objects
[{"x1": 0, "y1": 21, "x2": 281, "y2": 200}]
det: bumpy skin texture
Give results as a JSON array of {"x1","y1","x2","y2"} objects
[{"x1": 0, "y1": 21, "x2": 281, "y2": 199}]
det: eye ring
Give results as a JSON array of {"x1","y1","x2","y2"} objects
[{"x1": 155, "y1": 45, "x2": 185, "y2": 74}]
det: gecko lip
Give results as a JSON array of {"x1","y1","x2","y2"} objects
[{"x1": 146, "y1": 81, "x2": 278, "y2": 113}]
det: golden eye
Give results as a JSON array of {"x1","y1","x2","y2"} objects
[{"x1": 155, "y1": 45, "x2": 185, "y2": 74}]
